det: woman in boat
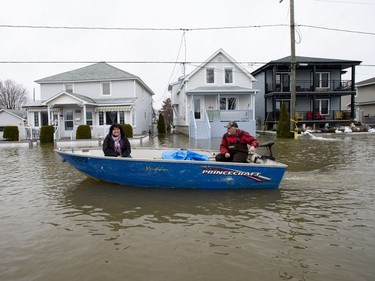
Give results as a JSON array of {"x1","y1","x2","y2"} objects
[
  {"x1": 102, "y1": 124, "x2": 132, "y2": 157},
  {"x1": 215, "y1": 121, "x2": 259, "y2": 163}
]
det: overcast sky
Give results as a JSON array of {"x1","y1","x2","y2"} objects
[{"x1": 1, "y1": 0, "x2": 374, "y2": 109}]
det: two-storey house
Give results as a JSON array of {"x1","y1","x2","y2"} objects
[
  {"x1": 23, "y1": 62, "x2": 155, "y2": 139},
  {"x1": 168, "y1": 49, "x2": 258, "y2": 139},
  {"x1": 251, "y1": 56, "x2": 361, "y2": 130}
]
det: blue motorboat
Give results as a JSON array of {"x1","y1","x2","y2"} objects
[{"x1": 55, "y1": 142, "x2": 287, "y2": 189}]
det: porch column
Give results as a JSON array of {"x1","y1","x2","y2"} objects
[
  {"x1": 47, "y1": 105, "x2": 51, "y2": 125},
  {"x1": 351, "y1": 66, "x2": 356, "y2": 119},
  {"x1": 83, "y1": 104, "x2": 87, "y2": 125}
]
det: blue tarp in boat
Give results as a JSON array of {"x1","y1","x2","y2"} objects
[{"x1": 161, "y1": 149, "x2": 210, "y2": 161}]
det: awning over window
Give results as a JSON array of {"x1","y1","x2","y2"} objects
[{"x1": 94, "y1": 106, "x2": 132, "y2": 112}]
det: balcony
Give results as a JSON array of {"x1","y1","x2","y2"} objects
[{"x1": 266, "y1": 80, "x2": 353, "y2": 93}]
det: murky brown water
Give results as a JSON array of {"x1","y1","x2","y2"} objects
[{"x1": 1, "y1": 133, "x2": 375, "y2": 281}]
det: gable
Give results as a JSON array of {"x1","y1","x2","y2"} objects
[
  {"x1": 0, "y1": 109, "x2": 26, "y2": 125},
  {"x1": 186, "y1": 49, "x2": 255, "y2": 82}
]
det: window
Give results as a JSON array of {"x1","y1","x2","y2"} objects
[
  {"x1": 41, "y1": 112, "x2": 48, "y2": 126},
  {"x1": 194, "y1": 98, "x2": 201, "y2": 119},
  {"x1": 225, "y1": 68, "x2": 233, "y2": 83},
  {"x1": 206, "y1": 68, "x2": 215, "y2": 84},
  {"x1": 276, "y1": 73, "x2": 290, "y2": 92},
  {"x1": 64, "y1": 111, "x2": 74, "y2": 130},
  {"x1": 86, "y1": 111, "x2": 93, "y2": 126},
  {"x1": 65, "y1": 84, "x2": 73, "y2": 93},
  {"x1": 106, "y1": 111, "x2": 117, "y2": 125},
  {"x1": 314, "y1": 72, "x2": 330, "y2": 88},
  {"x1": 314, "y1": 99, "x2": 330, "y2": 115},
  {"x1": 99, "y1": 112, "x2": 104, "y2": 125},
  {"x1": 52, "y1": 113, "x2": 58, "y2": 126},
  {"x1": 220, "y1": 97, "x2": 237, "y2": 110},
  {"x1": 102, "y1": 82, "x2": 111, "y2": 95},
  {"x1": 34, "y1": 112, "x2": 39, "y2": 127},
  {"x1": 119, "y1": 112, "x2": 125, "y2": 124}
]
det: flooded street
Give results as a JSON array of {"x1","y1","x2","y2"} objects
[{"x1": 1, "y1": 133, "x2": 375, "y2": 281}]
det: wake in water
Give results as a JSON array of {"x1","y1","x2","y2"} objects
[{"x1": 299, "y1": 130, "x2": 340, "y2": 141}]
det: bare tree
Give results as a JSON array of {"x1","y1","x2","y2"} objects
[{"x1": 0, "y1": 79, "x2": 29, "y2": 110}]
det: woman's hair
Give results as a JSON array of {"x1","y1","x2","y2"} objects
[{"x1": 109, "y1": 124, "x2": 125, "y2": 137}]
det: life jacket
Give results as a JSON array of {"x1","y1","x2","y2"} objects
[{"x1": 224, "y1": 131, "x2": 248, "y2": 153}]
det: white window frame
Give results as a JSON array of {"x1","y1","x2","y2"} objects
[
  {"x1": 224, "y1": 68, "x2": 233, "y2": 84},
  {"x1": 64, "y1": 83, "x2": 73, "y2": 93},
  {"x1": 314, "y1": 98, "x2": 330, "y2": 115},
  {"x1": 220, "y1": 96, "x2": 237, "y2": 110},
  {"x1": 101, "y1": 82, "x2": 111, "y2": 96},
  {"x1": 315, "y1": 72, "x2": 330, "y2": 89},
  {"x1": 206, "y1": 68, "x2": 215, "y2": 84}
]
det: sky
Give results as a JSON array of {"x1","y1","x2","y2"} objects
[{"x1": 1, "y1": 0, "x2": 374, "y2": 109}]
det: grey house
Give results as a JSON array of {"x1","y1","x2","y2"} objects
[
  {"x1": 348, "y1": 77, "x2": 375, "y2": 126},
  {"x1": 251, "y1": 56, "x2": 361, "y2": 130},
  {"x1": 23, "y1": 62, "x2": 155, "y2": 139}
]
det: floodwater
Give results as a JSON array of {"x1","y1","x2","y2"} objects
[{"x1": 1, "y1": 133, "x2": 375, "y2": 281}]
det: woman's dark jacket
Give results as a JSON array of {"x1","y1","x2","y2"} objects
[{"x1": 102, "y1": 134, "x2": 131, "y2": 157}]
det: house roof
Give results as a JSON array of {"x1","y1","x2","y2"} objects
[
  {"x1": 0, "y1": 109, "x2": 27, "y2": 119},
  {"x1": 251, "y1": 56, "x2": 362, "y2": 76},
  {"x1": 42, "y1": 92, "x2": 97, "y2": 105},
  {"x1": 23, "y1": 91, "x2": 137, "y2": 108},
  {"x1": 356, "y1": 77, "x2": 375, "y2": 87},
  {"x1": 184, "y1": 49, "x2": 255, "y2": 82},
  {"x1": 35, "y1": 62, "x2": 137, "y2": 83}
]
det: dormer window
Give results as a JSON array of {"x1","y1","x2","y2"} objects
[
  {"x1": 225, "y1": 68, "x2": 233, "y2": 84},
  {"x1": 206, "y1": 68, "x2": 215, "y2": 84},
  {"x1": 102, "y1": 82, "x2": 111, "y2": 96},
  {"x1": 65, "y1": 84, "x2": 73, "y2": 93}
]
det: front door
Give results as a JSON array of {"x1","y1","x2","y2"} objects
[{"x1": 193, "y1": 97, "x2": 204, "y2": 120}]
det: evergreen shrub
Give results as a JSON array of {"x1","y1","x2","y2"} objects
[
  {"x1": 120, "y1": 124, "x2": 133, "y2": 138},
  {"x1": 157, "y1": 113, "x2": 166, "y2": 134},
  {"x1": 40, "y1": 125, "x2": 54, "y2": 143},
  {"x1": 277, "y1": 102, "x2": 292, "y2": 138},
  {"x1": 3, "y1": 126, "x2": 19, "y2": 141},
  {"x1": 76, "y1": 125, "x2": 92, "y2": 139}
]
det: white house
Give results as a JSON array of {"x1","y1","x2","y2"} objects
[
  {"x1": 168, "y1": 49, "x2": 258, "y2": 139},
  {"x1": 0, "y1": 109, "x2": 27, "y2": 140},
  {"x1": 23, "y1": 62, "x2": 155, "y2": 139}
]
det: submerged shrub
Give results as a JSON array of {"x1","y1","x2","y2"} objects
[{"x1": 76, "y1": 125, "x2": 92, "y2": 139}]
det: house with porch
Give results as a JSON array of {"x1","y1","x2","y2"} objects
[
  {"x1": 168, "y1": 49, "x2": 258, "y2": 139},
  {"x1": 251, "y1": 56, "x2": 361, "y2": 130},
  {"x1": 23, "y1": 62, "x2": 155, "y2": 139}
]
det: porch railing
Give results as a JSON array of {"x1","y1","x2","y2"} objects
[
  {"x1": 266, "y1": 80, "x2": 353, "y2": 93},
  {"x1": 266, "y1": 110, "x2": 352, "y2": 122},
  {"x1": 207, "y1": 109, "x2": 253, "y2": 122}
]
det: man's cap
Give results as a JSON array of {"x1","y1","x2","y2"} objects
[{"x1": 224, "y1": 121, "x2": 238, "y2": 128}]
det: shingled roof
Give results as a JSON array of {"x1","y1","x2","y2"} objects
[
  {"x1": 251, "y1": 56, "x2": 362, "y2": 76},
  {"x1": 35, "y1": 62, "x2": 138, "y2": 83}
]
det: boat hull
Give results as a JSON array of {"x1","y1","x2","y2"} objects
[{"x1": 56, "y1": 149, "x2": 287, "y2": 190}]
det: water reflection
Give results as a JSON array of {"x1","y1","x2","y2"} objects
[{"x1": 62, "y1": 178, "x2": 283, "y2": 227}]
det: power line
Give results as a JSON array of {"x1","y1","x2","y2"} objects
[
  {"x1": 313, "y1": 0, "x2": 375, "y2": 5},
  {"x1": 1, "y1": 61, "x2": 374, "y2": 67},
  {"x1": 0, "y1": 24, "x2": 287, "y2": 31},
  {"x1": 1, "y1": 23, "x2": 373, "y2": 35}
]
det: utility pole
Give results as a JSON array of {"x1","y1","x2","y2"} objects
[{"x1": 289, "y1": 0, "x2": 297, "y2": 134}]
